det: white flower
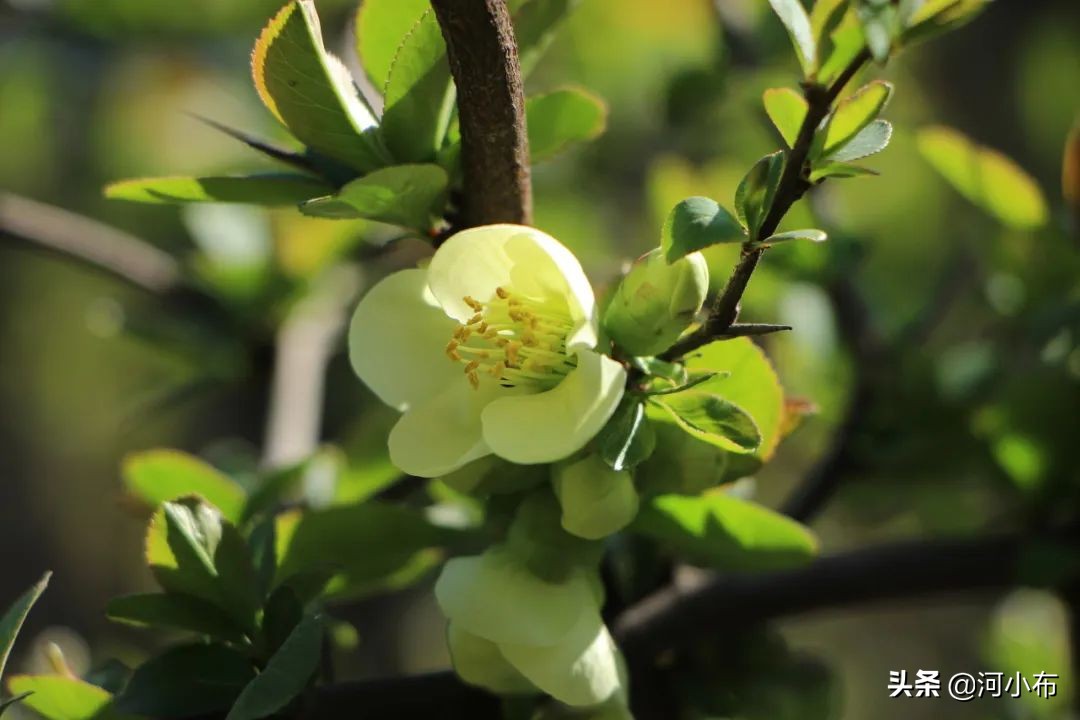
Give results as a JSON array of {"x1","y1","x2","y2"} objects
[{"x1": 349, "y1": 225, "x2": 626, "y2": 477}]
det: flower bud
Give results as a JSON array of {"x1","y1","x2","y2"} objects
[
  {"x1": 603, "y1": 248, "x2": 709, "y2": 356},
  {"x1": 552, "y1": 455, "x2": 639, "y2": 540}
]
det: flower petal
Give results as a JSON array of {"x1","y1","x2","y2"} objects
[
  {"x1": 427, "y1": 225, "x2": 596, "y2": 338},
  {"x1": 388, "y1": 377, "x2": 493, "y2": 477},
  {"x1": 348, "y1": 268, "x2": 461, "y2": 411},
  {"x1": 481, "y1": 351, "x2": 626, "y2": 464},
  {"x1": 447, "y1": 622, "x2": 537, "y2": 695},
  {"x1": 434, "y1": 547, "x2": 593, "y2": 646},
  {"x1": 499, "y1": 606, "x2": 622, "y2": 707}
]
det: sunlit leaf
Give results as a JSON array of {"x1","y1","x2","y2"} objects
[
  {"x1": 633, "y1": 492, "x2": 818, "y2": 571},
  {"x1": 649, "y1": 392, "x2": 761, "y2": 454},
  {"x1": 355, "y1": 0, "x2": 430, "y2": 91},
  {"x1": 114, "y1": 644, "x2": 255, "y2": 718},
  {"x1": 595, "y1": 398, "x2": 655, "y2": 472},
  {"x1": 916, "y1": 126, "x2": 1048, "y2": 229},
  {"x1": 817, "y1": 14, "x2": 864, "y2": 85},
  {"x1": 252, "y1": 1, "x2": 386, "y2": 173},
  {"x1": 381, "y1": 9, "x2": 453, "y2": 163},
  {"x1": 300, "y1": 164, "x2": 448, "y2": 230},
  {"x1": 763, "y1": 87, "x2": 808, "y2": 148},
  {"x1": 123, "y1": 450, "x2": 245, "y2": 524},
  {"x1": 808, "y1": 161, "x2": 880, "y2": 181},
  {"x1": 856, "y1": 1, "x2": 899, "y2": 61},
  {"x1": 225, "y1": 614, "x2": 323, "y2": 720},
  {"x1": 661, "y1": 196, "x2": 744, "y2": 263},
  {"x1": 527, "y1": 88, "x2": 607, "y2": 163},
  {"x1": 106, "y1": 593, "x2": 246, "y2": 643},
  {"x1": 104, "y1": 174, "x2": 332, "y2": 206},
  {"x1": 766, "y1": 0, "x2": 817, "y2": 75},
  {"x1": 6, "y1": 676, "x2": 133, "y2": 720},
  {"x1": 826, "y1": 119, "x2": 892, "y2": 162},
  {"x1": 810, "y1": 0, "x2": 849, "y2": 50},
  {"x1": 823, "y1": 80, "x2": 893, "y2": 154},
  {"x1": 754, "y1": 228, "x2": 828, "y2": 249},
  {"x1": 903, "y1": 0, "x2": 988, "y2": 46}
]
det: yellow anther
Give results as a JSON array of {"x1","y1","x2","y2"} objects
[
  {"x1": 467, "y1": 313, "x2": 483, "y2": 325},
  {"x1": 496, "y1": 286, "x2": 510, "y2": 299},
  {"x1": 445, "y1": 340, "x2": 461, "y2": 361},
  {"x1": 467, "y1": 370, "x2": 480, "y2": 389},
  {"x1": 464, "y1": 295, "x2": 483, "y2": 311},
  {"x1": 477, "y1": 322, "x2": 488, "y2": 334},
  {"x1": 505, "y1": 342, "x2": 521, "y2": 366},
  {"x1": 489, "y1": 361, "x2": 505, "y2": 378},
  {"x1": 464, "y1": 360, "x2": 480, "y2": 373}
]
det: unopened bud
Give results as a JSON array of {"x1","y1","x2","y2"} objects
[{"x1": 603, "y1": 248, "x2": 708, "y2": 356}]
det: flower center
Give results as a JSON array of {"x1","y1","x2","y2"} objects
[{"x1": 445, "y1": 286, "x2": 577, "y2": 390}]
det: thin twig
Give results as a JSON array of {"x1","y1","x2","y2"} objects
[
  {"x1": 431, "y1": 0, "x2": 532, "y2": 227},
  {"x1": 663, "y1": 50, "x2": 872, "y2": 360},
  {"x1": 0, "y1": 192, "x2": 182, "y2": 294}
]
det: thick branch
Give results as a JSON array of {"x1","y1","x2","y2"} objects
[
  {"x1": 431, "y1": 0, "x2": 532, "y2": 227},
  {"x1": 0, "y1": 192, "x2": 181, "y2": 295},
  {"x1": 613, "y1": 525, "x2": 1080, "y2": 666},
  {"x1": 663, "y1": 50, "x2": 871, "y2": 360}
]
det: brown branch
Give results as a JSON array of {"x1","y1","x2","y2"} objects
[
  {"x1": 613, "y1": 525, "x2": 1080, "y2": 669},
  {"x1": 663, "y1": 50, "x2": 872, "y2": 360},
  {"x1": 431, "y1": 0, "x2": 532, "y2": 227},
  {"x1": 0, "y1": 192, "x2": 182, "y2": 295}
]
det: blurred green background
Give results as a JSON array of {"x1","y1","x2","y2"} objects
[{"x1": 0, "y1": 0, "x2": 1077, "y2": 718}]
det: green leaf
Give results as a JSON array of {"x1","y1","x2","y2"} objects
[
  {"x1": 1, "y1": 573, "x2": 49, "y2": 680},
  {"x1": 902, "y1": 0, "x2": 988, "y2": 46},
  {"x1": 856, "y1": 0, "x2": 900, "y2": 61},
  {"x1": 916, "y1": 125, "x2": 1048, "y2": 230},
  {"x1": 299, "y1": 164, "x2": 448, "y2": 229},
  {"x1": 683, "y1": 337, "x2": 786, "y2": 463},
  {"x1": 106, "y1": 593, "x2": 246, "y2": 643},
  {"x1": 252, "y1": 1, "x2": 386, "y2": 173},
  {"x1": 822, "y1": 80, "x2": 893, "y2": 154},
  {"x1": 274, "y1": 501, "x2": 465, "y2": 600},
  {"x1": 753, "y1": 228, "x2": 828, "y2": 249},
  {"x1": 381, "y1": 9, "x2": 454, "y2": 164},
  {"x1": 826, "y1": 119, "x2": 892, "y2": 162},
  {"x1": 514, "y1": 0, "x2": 582, "y2": 76},
  {"x1": 762, "y1": 87, "x2": 807, "y2": 148},
  {"x1": 817, "y1": 16, "x2": 865, "y2": 85},
  {"x1": 104, "y1": 174, "x2": 333, "y2": 206},
  {"x1": 146, "y1": 498, "x2": 261, "y2": 635},
  {"x1": 661, "y1": 197, "x2": 745, "y2": 263},
  {"x1": 0, "y1": 692, "x2": 31, "y2": 717},
  {"x1": 808, "y1": 161, "x2": 880, "y2": 181},
  {"x1": 596, "y1": 398, "x2": 656, "y2": 472},
  {"x1": 123, "y1": 450, "x2": 245, "y2": 524},
  {"x1": 766, "y1": 0, "x2": 817, "y2": 75},
  {"x1": 354, "y1": 0, "x2": 430, "y2": 91},
  {"x1": 114, "y1": 644, "x2": 256, "y2": 718},
  {"x1": 810, "y1": 0, "x2": 849, "y2": 49},
  {"x1": 735, "y1": 151, "x2": 785, "y2": 236},
  {"x1": 527, "y1": 88, "x2": 607, "y2": 163},
  {"x1": 632, "y1": 493, "x2": 819, "y2": 571},
  {"x1": 650, "y1": 392, "x2": 761, "y2": 454},
  {"x1": 225, "y1": 613, "x2": 323, "y2": 720},
  {"x1": 5, "y1": 676, "x2": 132, "y2": 720}
]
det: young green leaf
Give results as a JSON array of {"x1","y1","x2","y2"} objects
[
  {"x1": 123, "y1": 450, "x2": 246, "y2": 524},
  {"x1": 902, "y1": 0, "x2": 988, "y2": 46},
  {"x1": 5, "y1": 676, "x2": 130, "y2": 720},
  {"x1": 595, "y1": 398, "x2": 656, "y2": 472},
  {"x1": 916, "y1": 125, "x2": 1048, "y2": 230},
  {"x1": 632, "y1": 493, "x2": 819, "y2": 571},
  {"x1": 527, "y1": 88, "x2": 608, "y2": 163},
  {"x1": 826, "y1": 119, "x2": 892, "y2": 162},
  {"x1": 106, "y1": 593, "x2": 247, "y2": 644},
  {"x1": 113, "y1": 644, "x2": 256, "y2": 717},
  {"x1": 225, "y1": 613, "x2": 324, "y2": 720},
  {"x1": 823, "y1": 80, "x2": 893, "y2": 154},
  {"x1": 146, "y1": 498, "x2": 262, "y2": 635},
  {"x1": 104, "y1": 174, "x2": 333, "y2": 206},
  {"x1": 810, "y1": 0, "x2": 849, "y2": 49},
  {"x1": 753, "y1": 228, "x2": 828, "y2": 249},
  {"x1": 253, "y1": 1, "x2": 386, "y2": 173},
  {"x1": 299, "y1": 164, "x2": 449, "y2": 230},
  {"x1": 650, "y1": 392, "x2": 761, "y2": 454},
  {"x1": 817, "y1": 16, "x2": 865, "y2": 85},
  {"x1": 381, "y1": 10, "x2": 454, "y2": 164},
  {"x1": 735, "y1": 151, "x2": 785, "y2": 236},
  {"x1": 766, "y1": 0, "x2": 817, "y2": 76},
  {"x1": 1, "y1": 573, "x2": 50, "y2": 681},
  {"x1": 763, "y1": 87, "x2": 808, "y2": 148},
  {"x1": 856, "y1": 0, "x2": 900, "y2": 61},
  {"x1": 683, "y1": 337, "x2": 785, "y2": 463},
  {"x1": 354, "y1": 0, "x2": 430, "y2": 91},
  {"x1": 809, "y1": 161, "x2": 880, "y2": 181},
  {"x1": 661, "y1": 196, "x2": 745, "y2": 262}
]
